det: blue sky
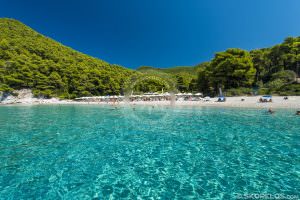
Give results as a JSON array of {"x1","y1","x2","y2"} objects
[{"x1": 1, "y1": 0, "x2": 300, "y2": 69}]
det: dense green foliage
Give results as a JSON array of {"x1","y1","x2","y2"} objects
[
  {"x1": 0, "y1": 18, "x2": 133, "y2": 98},
  {"x1": 0, "y1": 18, "x2": 299, "y2": 97},
  {"x1": 197, "y1": 37, "x2": 300, "y2": 96},
  {"x1": 128, "y1": 69, "x2": 178, "y2": 94},
  {"x1": 133, "y1": 79, "x2": 169, "y2": 94},
  {"x1": 137, "y1": 65, "x2": 198, "y2": 75},
  {"x1": 137, "y1": 66, "x2": 199, "y2": 92}
]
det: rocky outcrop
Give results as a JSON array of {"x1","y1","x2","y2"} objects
[
  {"x1": 0, "y1": 89, "x2": 61, "y2": 104},
  {"x1": 0, "y1": 91, "x2": 10, "y2": 102}
]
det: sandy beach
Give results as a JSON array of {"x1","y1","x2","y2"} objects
[
  {"x1": 1, "y1": 95, "x2": 300, "y2": 109},
  {"x1": 102, "y1": 96, "x2": 300, "y2": 109}
]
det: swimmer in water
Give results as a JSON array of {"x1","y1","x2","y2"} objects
[{"x1": 268, "y1": 108, "x2": 275, "y2": 114}]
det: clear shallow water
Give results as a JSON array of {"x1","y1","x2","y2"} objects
[{"x1": 0, "y1": 105, "x2": 299, "y2": 199}]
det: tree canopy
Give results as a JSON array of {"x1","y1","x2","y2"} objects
[
  {"x1": 209, "y1": 48, "x2": 256, "y2": 89},
  {"x1": 0, "y1": 18, "x2": 133, "y2": 98},
  {"x1": 0, "y1": 18, "x2": 299, "y2": 97},
  {"x1": 196, "y1": 38, "x2": 300, "y2": 96}
]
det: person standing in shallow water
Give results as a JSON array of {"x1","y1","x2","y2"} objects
[
  {"x1": 268, "y1": 108, "x2": 275, "y2": 114},
  {"x1": 296, "y1": 111, "x2": 300, "y2": 115}
]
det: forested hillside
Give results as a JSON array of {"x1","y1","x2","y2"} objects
[
  {"x1": 0, "y1": 18, "x2": 299, "y2": 97},
  {"x1": 137, "y1": 66, "x2": 198, "y2": 75},
  {"x1": 198, "y1": 37, "x2": 300, "y2": 96},
  {"x1": 137, "y1": 66, "x2": 199, "y2": 93},
  {"x1": 0, "y1": 18, "x2": 133, "y2": 98},
  {"x1": 138, "y1": 38, "x2": 300, "y2": 96}
]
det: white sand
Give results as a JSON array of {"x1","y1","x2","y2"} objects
[
  {"x1": 104, "y1": 96, "x2": 300, "y2": 109},
  {"x1": 1, "y1": 90, "x2": 299, "y2": 109}
]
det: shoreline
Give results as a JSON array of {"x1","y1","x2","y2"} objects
[{"x1": 1, "y1": 96, "x2": 300, "y2": 109}]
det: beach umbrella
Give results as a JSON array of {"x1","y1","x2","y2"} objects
[{"x1": 195, "y1": 93, "x2": 202, "y2": 96}]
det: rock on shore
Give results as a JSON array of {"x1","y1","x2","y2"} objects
[{"x1": 0, "y1": 89, "x2": 61, "y2": 104}]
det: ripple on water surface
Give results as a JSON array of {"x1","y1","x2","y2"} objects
[{"x1": 0, "y1": 105, "x2": 299, "y2": 199}]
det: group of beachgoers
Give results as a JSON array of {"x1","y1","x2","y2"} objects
[
  {"x1": 74, "y1": 93, "x2": 204, "y2": 103},
  {"x1": 260, "y1": 96, "x2": 300, "y2": 115},
  {"x1": 74, "y1": 93, "x2": 300, "y2": 115},
  {"x1": 74, "y1": 93, "x2": 291, "y2": 104},
  {"x1": 268, "y1": 108, "x2": 300, "y2": 115}
]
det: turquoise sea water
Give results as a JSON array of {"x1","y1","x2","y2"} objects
[{"x1": 0, "y1": 105, "x2": 299, "y2": 199}]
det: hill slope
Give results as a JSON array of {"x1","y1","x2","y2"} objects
[
  {"x1": 1, "y1": 18, "x2": 299, "y2": 97},
  {"x1": 137, "y1": 64, "x2": 208, "y2": 93},
  {"x1": 137, "y1": 65, "x2": 198, "y2": 75},
  {"x1": 0, "y1": 18, "x2": 133, "y2": 98}
]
